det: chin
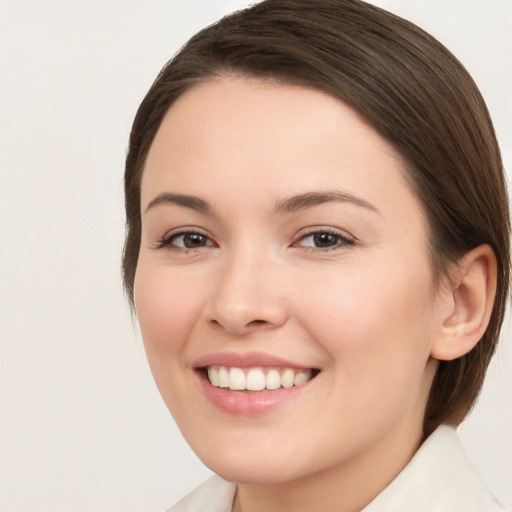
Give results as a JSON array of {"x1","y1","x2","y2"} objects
[
  {"x1": 203, "y1": 456, "x2": 306, "y2": 486},
  {"x1": 181, "y1": 430, "x2": 308, "y2": 485}
]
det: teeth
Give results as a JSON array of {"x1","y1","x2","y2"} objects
[
  {"x1": 266, "y1": 369, "x2": 281, "y2": 390},
  {"x1": 218, "y1": 367, "x2": 229, "y2": 388},
  {"x1": 206, "y1": 366, "x2": 315, "y2": 391},
  {"x1": 208, "y1": 367, "x2": 219, "y2": 387},
  {"x1": 281, "y1": 368, "x2": 295, "y2": 389},
  {"x1": 246, "y1": 369, "x2": 266, "y2": 391},
  {"x1": 229, "y1": 367, "x2": 246, "y2": 390},
  {"x1": 294, "y1": 370, "x2": 312, "y2": 386}
]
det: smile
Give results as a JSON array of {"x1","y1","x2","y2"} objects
[
  {"x1": 193, "y1": 352, "x2": 320, "y2": 414},
  {"x1": 207, "y1": 366, "x2": 314, "y2": 391}
]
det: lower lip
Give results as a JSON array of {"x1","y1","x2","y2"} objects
[{"x1": 197, "y1": 372, "x2": 313, "y2": 416}]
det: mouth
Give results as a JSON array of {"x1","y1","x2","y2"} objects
[
  {"x1": 200, "y1": 365, "x2": 320, "y2": 392},
  {"x1": 192, "y1": 352, "x2": 321, "y2": 414}
]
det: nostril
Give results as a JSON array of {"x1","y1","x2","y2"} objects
[{"x1": 247, "y1": 319, "x2": 267, "y2": 327}]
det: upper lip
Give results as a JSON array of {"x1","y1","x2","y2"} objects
[{"x1": 192, "y1": 351, "x2": 315, "y2": 370}]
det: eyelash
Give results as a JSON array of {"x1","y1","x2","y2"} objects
[
  {"x1": 294, "y1": 228, "x2": 355, "y2": 251},
  {"x1": 155, "y1": 228, "x2": 215, "y2": 252},
  {"x1": 155, "y1": 228, "x2": 355, "y2": 252}
]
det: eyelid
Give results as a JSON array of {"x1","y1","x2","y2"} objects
[
  {"x1": 292, "y1": 226, "x2": 356, "y2": 249},
  {"x1": 155, "y1": 226, "x2": 217, "y2": 250}
]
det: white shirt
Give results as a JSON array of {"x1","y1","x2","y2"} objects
[{"x1": 167, "y1": 425, "x2": 509, "y2": 512}]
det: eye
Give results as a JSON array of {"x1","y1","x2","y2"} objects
[
  {"x1": 157, "y1": 229, "x2": 215, "y2": 250},
  {"x1": 294, "y1": 229, "x2": 354, "y2": 250}
]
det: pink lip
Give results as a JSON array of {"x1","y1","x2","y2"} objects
[
  {"x1": 192, "y1": 352, "x2": 318, "y2": 416},
  {"x1": 192, "y1": 351, "x2": 310, "y2": 370},
  {"x1": 197, "y1": 373, "x2": 312, "y2": 416}
]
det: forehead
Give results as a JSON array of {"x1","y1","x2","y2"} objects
[
  {"x1": 145, "y1": 76, "x2": 396, "y2": 164},
  {"x1": 141, "y1": 77, "x2": 421, "y2": 222}
]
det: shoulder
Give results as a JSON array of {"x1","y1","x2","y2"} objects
[
  {"x1": 363, "y1": 425, "x2": 509, "y2": 512},
  {"x1": 165, "y1": 475, "x2": 237, "y2": 512}
]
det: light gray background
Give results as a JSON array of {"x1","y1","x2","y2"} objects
[{"x1": 1, "y1": 1, "x2": 510, "y2": 510}]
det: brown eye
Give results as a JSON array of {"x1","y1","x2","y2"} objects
[
  {"x1": 180, "y1": 233, "x2": 210, "y2": 248},
  {"x1": 312, "y1": 232, "x2": 340, "y2": 248},
  {"x1": 161, "y1": 231, "x2": 214, "y2": 250},
  {"x1": 296, "y1": 230, "x2": 354, "y2": 250}
]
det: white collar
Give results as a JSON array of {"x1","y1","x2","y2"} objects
[{"x1": 362, "y1": 424, "x2": 507, "y2": 511}]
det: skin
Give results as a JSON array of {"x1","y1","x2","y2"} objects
[{"x1": 134, "y1": 77, "x2": 458, "y2": 512}]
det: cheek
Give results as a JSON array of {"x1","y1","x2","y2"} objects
[
  {"x1": 133, "y1": 262, "x2": 212, "y2": 419},
  {"x1": 134, "y1": 263, "x2": 204, "y2": 366},
  {"x1": 294, "y1": 263, "x2": 437, "y2": 385},
  {"x1": 294, "y1": 267, "x2": 438, "y2": 447}
]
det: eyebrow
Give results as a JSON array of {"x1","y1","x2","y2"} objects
[
  {"x1": 273, "y1": 190, "x2": 379, "y2": 215},
  {"x1": 144, "y1": 193, "x2": 213, "y2": 214},
  {"x1": 144, "y1": 190, "x2": 379, "y2": 216}
]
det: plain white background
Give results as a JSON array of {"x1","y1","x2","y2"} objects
[{"x1": 1, "y1": 1, "x2": 510, "y2": 510}]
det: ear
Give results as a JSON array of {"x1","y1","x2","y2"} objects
[{"x1": 430, "y1": 245, "x2": 497, "y2": 361}]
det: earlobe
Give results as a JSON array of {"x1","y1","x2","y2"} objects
[{"x1": 430, "y1": 245, "x2": 497, "y2": 361}]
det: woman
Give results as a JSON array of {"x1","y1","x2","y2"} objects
[{"x1": 122, "y1": 0, "x2": 510, "y2": 510}]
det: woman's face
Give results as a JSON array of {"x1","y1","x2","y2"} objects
[{"x1": 135, "y1": 77, "x2": 448, "y2": 485}]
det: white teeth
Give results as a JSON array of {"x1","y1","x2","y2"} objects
[
  {"x1": 207, "y1": 365, "x2": 315, "y2": 391},
  {"x1": 218, "y1": 367, "x2": 229, "y2": 388},
  {"x1": 281, "y1": 368, "x2": 295, "y2": 389},
  {"x1": 294, "y1": 369, "x2": 312, "y2": 386},
  {"x1": 246, "y1": 369, "x2": 266, "y2": 391},
  {"x1": 229, "y1": 367, "x2": 246, "y2": 390},
  {"x1": 266, "y1": 369, "x2": 281, "y2": 390},
  {"x1": 208, "y1": 367, "x2": 219, "y2": 387}
]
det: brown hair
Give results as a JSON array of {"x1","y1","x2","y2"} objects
[{"x1": 123, "y1": 0, "x2": 510, "y2": 435}]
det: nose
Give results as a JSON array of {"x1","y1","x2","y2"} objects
[{"x1": 206, "y1": 249, "x2": 289, "y2": 336}]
